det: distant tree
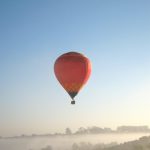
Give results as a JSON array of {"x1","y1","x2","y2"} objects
[
  {"x1": 76, "y1": 127, "x2": 87, "y2": 134},
  {"x1": 104, "y1": 127, "x2": 112, "y2": 133},
  {"x1": 65, "y1": 128, "x2": 72, "y2": 135},
  {"x1": 88, "y1": 126, "x2": 104, "y2": 134}
]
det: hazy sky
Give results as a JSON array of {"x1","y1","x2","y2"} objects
[{"x1": 0, "y1": 0, "x2": 150, "y2": 136}]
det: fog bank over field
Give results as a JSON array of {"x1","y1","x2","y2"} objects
[
  {"x1": 39, "y1": 135, "x2": 150, "y2": 150},
  {"x1": 0, "y1": 133, "x2": 150, "y2": 150},
  {"x1": 0, "y1": 126, "x2": 150, "y2": 150}
]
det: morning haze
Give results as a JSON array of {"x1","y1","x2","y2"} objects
[{"x1": 0, "y1": 0, "x2": 150, "y2": 147}]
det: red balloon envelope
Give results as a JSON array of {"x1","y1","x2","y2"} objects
[{"x1": 54, "y1": 51, "x2": 91, "y2": 104}]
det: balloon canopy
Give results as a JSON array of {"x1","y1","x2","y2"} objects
[{"x1": 54, "y1": 51, "x2": 91, "y2": 104}]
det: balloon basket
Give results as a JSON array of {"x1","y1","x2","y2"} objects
[{"x1": 71, "y1": 100, "x2": 75, "y2": 104}]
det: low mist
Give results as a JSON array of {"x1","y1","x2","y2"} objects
[{"x1": 0, "y1": 133, "x2": 150, "y2": 150}]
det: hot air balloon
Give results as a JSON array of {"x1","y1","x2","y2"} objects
[{"x1": 54, "y1": 51, "x2": 91, "y2": 104}]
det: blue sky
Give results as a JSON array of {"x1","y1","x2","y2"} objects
[{"x1": 0, "y1": 0, "x2": 150, "y2": 136}]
